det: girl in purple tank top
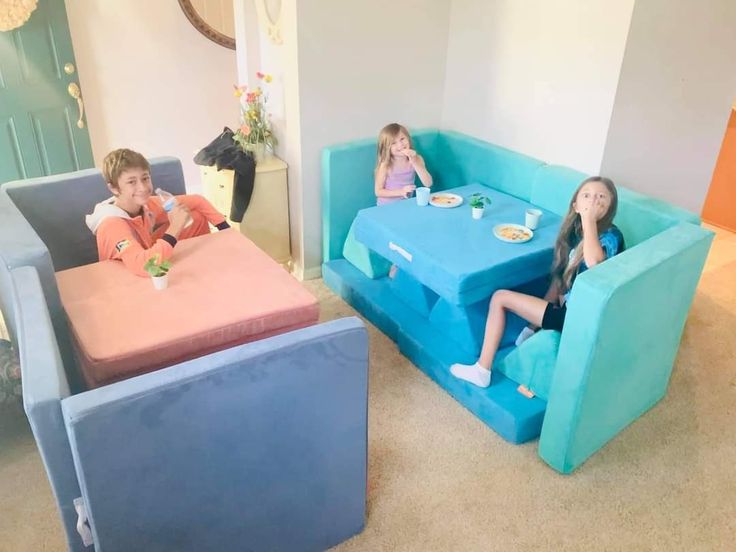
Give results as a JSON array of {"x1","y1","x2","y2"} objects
[{"x1": 374, "y1": 123, "x2": 433, "y2": 206}]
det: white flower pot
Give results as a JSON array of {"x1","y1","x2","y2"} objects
[
  {"x1": 151, "y1": 274, "x2": 169, "y2": 290},
  {"x1": 472, "y1": 207, "x2": 484, "y2": 220}
]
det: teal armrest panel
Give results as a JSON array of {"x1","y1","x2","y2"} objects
[
  {"x1": 322, "y1": 137, "x2": 381, "y2": 263},
  {"x1": 436, "y1": 131, "x2": 544, "y2": 200},
  {"x1": 539, "y1": 223, "x2": 713, "y2": 473}
]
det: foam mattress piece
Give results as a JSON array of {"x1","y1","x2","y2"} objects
[
  {"x1": 56, "y1": 229, "x2": 319, "y2": 388},
  {"x1": 353, "y1": 184, "x2": 561, "y2": 305}
]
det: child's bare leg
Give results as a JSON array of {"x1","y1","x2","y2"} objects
[
  {"x1": 451, "y1": 290, "x2": 547, "y2": 388},
  {"x1": 478, "y1": 290, "x2": 547, "y2": 369}
]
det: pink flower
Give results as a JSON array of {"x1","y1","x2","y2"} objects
[
  {"x1": 240, "y1": 124, "x2": 251, "y2": 136},
  {"x1": 256, "y1": 71, "x2": 265, "y2": 79}
]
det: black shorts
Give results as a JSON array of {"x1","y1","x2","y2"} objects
[{"x1": 542, "y1": 303, "x2": 567, "y2": 332}]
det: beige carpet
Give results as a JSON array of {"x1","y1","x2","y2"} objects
[{"x1": 1, "y1": 226, "x2": 734, "y2": 551}]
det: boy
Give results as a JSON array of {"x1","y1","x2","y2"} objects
[{"x1": 86, "y1": 148, "x2": 230, "y2": 276}]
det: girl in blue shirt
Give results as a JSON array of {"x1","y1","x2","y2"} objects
[{"x1": 450, "y1": 176, "x2": 625, "y2": 388}]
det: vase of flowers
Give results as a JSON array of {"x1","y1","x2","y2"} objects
[{"x1": 232, "y1": 71, "x2": 277, "y2": 161}]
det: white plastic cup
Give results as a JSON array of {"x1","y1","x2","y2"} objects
[
  {"x1": 416, "y1": 187, "x2": 430, "y2": 206},
  {"x1": 525, "y1": 208, "x2": 542, "y2": 230}
]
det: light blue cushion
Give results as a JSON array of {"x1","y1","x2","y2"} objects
[
  {"x1": 389, "y1": 268, "x2": 438, "y2": 317},
  {"x1": 496, "y1": 330, "x2": 560, "y2": 401},
  {"x1": 342, "y1": 220, "x2": 391, "y2": 279},
  {"x1": 8, "y1": 267, "x2": 83, "y2": 552},
  {"x1": 62, "y1": 318, "x2": 369, "y2": 551}
]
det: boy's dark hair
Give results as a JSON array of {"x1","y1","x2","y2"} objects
[{"x1": 102, "y1": 148, "x2": 150, "y2": 189}]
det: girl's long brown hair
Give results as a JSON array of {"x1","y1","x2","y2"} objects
[
  {"x1": 550, "y1": 176, "x2": 618, "y2": 295},
  {"x1": 376, "y1": 123, "x2": 412, "y2": 171}
]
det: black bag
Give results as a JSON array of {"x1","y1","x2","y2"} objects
[{"x1": 194, "y1": 127, "x2": 256, "y2": 223}]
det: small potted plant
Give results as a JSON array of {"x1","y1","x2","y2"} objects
[
  {"x1": 144, "y1": 256, "x2": 172, "y2": 290},
  {"x1": 469, "y1": 193, "x2": 492, "y2": 219}
]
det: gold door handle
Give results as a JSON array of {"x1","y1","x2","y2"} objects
[{"x1": 67, "y1": 82, "x2": 86, "y2": 129}]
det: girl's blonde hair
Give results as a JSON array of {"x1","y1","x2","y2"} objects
[
  {"x1": 550, "y1": 176, "x2": 618, "y2": 294},
  {"x1": 376, "y1": 123, "x2": 412, "y2": 170}
]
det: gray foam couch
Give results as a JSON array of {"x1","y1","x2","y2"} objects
[{"x1": 0, "y1": 158, "x2": 368, "y2": 552}]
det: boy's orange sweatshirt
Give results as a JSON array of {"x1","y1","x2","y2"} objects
[{"x1": 85, "y1": 195, "x2": 226, "y2": 277}]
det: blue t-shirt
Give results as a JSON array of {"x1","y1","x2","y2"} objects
[{"x1": 563, "y1": 225, "x2": 625, "y2": 305}]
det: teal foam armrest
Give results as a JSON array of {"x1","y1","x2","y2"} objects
[{"x1": 539, "y1": 222, "x2": 713, "y2": 473}]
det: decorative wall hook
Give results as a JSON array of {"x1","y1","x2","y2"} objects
[{"x1": 254, "y1": 0, "x2": 283, "y2": 45}]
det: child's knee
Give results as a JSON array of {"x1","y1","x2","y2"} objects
[{"x1": 490, "y1": 289, "x2": 511, "y2": 308}]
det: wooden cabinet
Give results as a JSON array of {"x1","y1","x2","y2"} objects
[{"x1": 200, "y1": 156, "x2": 291, "y2": 265}]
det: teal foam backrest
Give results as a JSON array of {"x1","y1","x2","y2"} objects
[
  {"x1": 614, "y1": 187, "x2": 700, "y2": 247},
  {"x1": 530, "y1": 165, "x2": 588, "y2": 216},
  {"x1": 539, "y1": 222, "x2": 713, "y2": 473},
  {"x1": 436, "y1": 131, "x2": 544, "y2": 200},
  {"x1": 322, "y1": 129, "x2": 545, "y2": 263},
  {"x1": 530, "y1": 164, "x2": 701, "y2": 247},
  {"x1": 322, "y1": 131, "x2": 702, "y2": 265}
]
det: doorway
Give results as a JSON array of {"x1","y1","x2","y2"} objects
[
  {"x1": 701, "y1": 103, "x2": 736, "y2": 232},
  {"x1": 0, "y1": 0, "x2": 94, "y2": 184}
]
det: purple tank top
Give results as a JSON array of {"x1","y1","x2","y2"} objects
[{"x1": 377, "y1": 164, "x2": 415, "y2": 206}]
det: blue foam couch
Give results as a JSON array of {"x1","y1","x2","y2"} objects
[
  {"x1": 0, "y1": 160, "x2": 368, "y2": 552},
  {"x1": 321, "y1": 129, "x2": 712, "y2": 474}
]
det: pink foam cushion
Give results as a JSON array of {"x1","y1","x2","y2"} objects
[{"x1": 56, "y1": 229, "x2": 319, "y2": 388}]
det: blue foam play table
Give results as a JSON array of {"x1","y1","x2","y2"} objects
[{"x1": 353, "y1": 184, "x2": 562, "y2": 306}]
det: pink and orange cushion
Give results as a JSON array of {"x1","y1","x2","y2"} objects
[{"x1": 57, "y1": 229, "x2": 318, "y2": 388}]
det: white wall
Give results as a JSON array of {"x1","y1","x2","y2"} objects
[
  {"x1": 294, "y1": 0, "x2": 452, "y2": 277},
  {"x1": 600, "y1": 0, "x2": 736, "y2": 213},
  {"x1": 441, "y1": 0, "x2": 634, "y2": 174},
  {"x1": 238, "y1": 0, "x2": 452, "y2": 278},
  {"x1": 65, "y1": 0, "x2": 238, "y2": 193}
]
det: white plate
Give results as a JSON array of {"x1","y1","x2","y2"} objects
[
  {"x1": 429, "y1": 193, "x2": 464, "y2": 208},
  {"x1": 493, "y1": 223, "x2": 534, "y2": 243}
]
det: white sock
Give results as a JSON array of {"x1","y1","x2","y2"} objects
[
  {"x1": 515, "y1": 326, "x2": 536, "y2": 347},
  {"x1": 450, "y1": 362, "x2": 491, "y2": 388}
]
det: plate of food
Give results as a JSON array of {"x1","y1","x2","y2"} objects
[
  {"x1": 493, "y1": 223, "x2": 534, "y2": 243},
  {"x1": 429, "y1": 193, "x2": 463, "y2": 208}
]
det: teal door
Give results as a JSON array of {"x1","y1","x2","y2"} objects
[{"x1": 0, "y1": 0, "x2": 94, "y2": 184}]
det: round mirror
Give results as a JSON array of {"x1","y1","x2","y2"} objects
[{"x1": 178, "y1": 0, "x2": 236, "y2": 50}]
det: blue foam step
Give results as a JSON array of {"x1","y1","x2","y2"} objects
[{"x1": 323, "y1": 259, "x2": 547, "y2": 444}]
